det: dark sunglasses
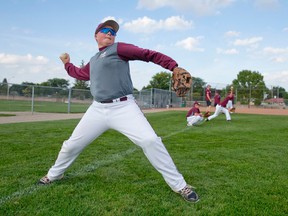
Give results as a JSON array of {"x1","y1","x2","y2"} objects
[{"x1": 99, "y1": 28, "x2": 117, "y2": 36}]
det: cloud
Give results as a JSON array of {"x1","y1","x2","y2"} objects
[
  {"x1": 175, "y1": 37, "x2": 204, "y2": 51},
  {"x1": 0, "y1": 53, "x2": 49, "y2": 64},
  {"x1": 217, "y1": 48, "x2": 239, "y2": 55},
  {"x1": 262, "y1": 47, "x2": 288, "y2": 63},
  {"x1": 233, "y1": 37, "x2": 263, "y2": 46},
  {"x1": 123, "y1": 16, "x2": 193, "y2": 34},
  {"x1": 225, "y1": 31, "x2": 240, "y2": 37},
  {"x1": 263, "y1": 47, "x2": 288, "y2": 55},
  {"x1": 137, "y1": 0, "x2": 234, "y2": 16},
  {"x1": 269, "y1": 57, "x2": 287, "y2": 63},
  {"x1": 254, "y1": 0, "x2": 280, "y2": 10},
  {"x1": 263, "y1": 70, "x2": 288, "y2": 88}
]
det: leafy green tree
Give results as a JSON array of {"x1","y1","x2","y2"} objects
[
  {"x1": 190, "y1": 77, "x2": 206, "y2": 101},
  {"x1": 40, "y1": 78, "x2": 69, "y2": 88},
  {"x1": 0, "y1": 78, "x2": 8, "y2": 95},
  {"x1": 232, "y1": 70, "x2": 266, "y2": 105},
  {"x1": 142, "y1": 71, "x2": 171, "y2": 90}
]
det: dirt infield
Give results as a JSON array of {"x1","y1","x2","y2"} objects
[{"x1": 0, "y1": 106, "x2": 287, "y2": 124}]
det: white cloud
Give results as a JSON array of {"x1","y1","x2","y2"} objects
[
  {"x1": 175, "y1": 37, "x2": 204, "y2": 51},
  {"x1": 217, "y1": 48, "x2": 239, "y2": 55},
  {"x1": 225, "y1": 31, "x2": 240, "y2": 37},
  {"x1": 0, "y1": 53, "x2": 49, "y2": 64},
  {"x1": 263, "y1": 47, "x2": 288, "y2": 55},
  {"x1": 137, "y1": 0, "x2": 234, "y2": 16},
  {"x1": 254, "y1": 0, "x2": 280, "y2": 10},
  {"x1": 263, "y1": 70, "x2": 288, "y2": 88},
  {"x1": 283, "y1": 27, "x2": 288, "y2": 32},
  {"x1": 269, "y1": 57, "x2": 287, "y2": 63},
  {"x1": 233, "y1": 37, "x2": 263, "y2": 46},
  {"x1": 123, "y1": 16, "x2": 193, "y2": 34}
]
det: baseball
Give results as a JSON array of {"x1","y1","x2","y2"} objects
[{"x1": 60, "y1": 53, "x2": 68, "y2": 60}]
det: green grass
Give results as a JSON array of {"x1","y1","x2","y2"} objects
[
  {"x1": 0, "y1": 99, "x2": 91, "y2": 113},
  {"x1": 0, "y1": 114, "x2": 15, "y2": 117},
  {"x1": 0, "y1": 111, "x2": 287, "y2": 215}
]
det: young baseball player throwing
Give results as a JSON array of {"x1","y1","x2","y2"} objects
[{"x1": 38, "y1": 19, "x2": 199, "y2": 203}]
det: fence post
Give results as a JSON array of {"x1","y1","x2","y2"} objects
[
  {"x1": 67, "y1": 87, "x2": 72, "y2": 113},
  {"x1": 31, "y1": 86, "x2": 34, "y2": 114}
]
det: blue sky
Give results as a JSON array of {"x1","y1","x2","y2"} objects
[{"x1": 1, "y1": 0, "x2": 288, "y2": 90}]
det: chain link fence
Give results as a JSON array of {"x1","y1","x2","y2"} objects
[{"x1": 0, "y1": 82, "x2": 287, "y2": 113}]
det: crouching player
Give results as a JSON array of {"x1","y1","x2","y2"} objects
[{"x1": 186, "y1": 101, "x2": 204, "y2": 126}]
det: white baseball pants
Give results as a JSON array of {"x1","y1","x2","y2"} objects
[
  {"x1": 187, "y1": 115, "x2": 204, "y2": 126},
  {"x1": 208, "y1": 104, "x2": 231, "y2": 121},
  {"x1": 47, "y1": 96, "x2": 187, "y2": 192}
]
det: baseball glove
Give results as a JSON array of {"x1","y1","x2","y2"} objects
[
  {"x1": 171, "y1": 67, "x2": 192, "y2": 97},
  {"x1": 229, "y1": 107, "x2": 236, "y2": 113},
  {"x1": 203, "y1": 111, "x2": 210, "y2": 118}
]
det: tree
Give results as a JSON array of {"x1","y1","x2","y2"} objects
[
  {"x1": 191, "y1": 77, "x2": 206, "y2": 101},
  {"x1": 0, "y1": 78, "x2": 8, "y2": 95},
  {"x1": 232, "y1": 70, "x2": 266, "y2": 106},
  {"x1": 142, "y1": 71, "x2": 171, "y2": 90},
  {"x1": 40, "y1": 78, "x2": 69, "y2": 88}
]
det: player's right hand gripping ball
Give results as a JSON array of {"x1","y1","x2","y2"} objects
[{"x1": 172, "y1": 67, "x2": 192, "y2": 97}]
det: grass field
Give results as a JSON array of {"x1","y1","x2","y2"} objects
[
  {"x1": 0, "y1": 111, "x2": 287, "y2": 215},
  {"x1": 0, "y1": 99, "x2": 91, "y2": 113}
]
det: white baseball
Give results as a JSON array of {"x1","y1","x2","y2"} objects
[{"x1": 60, "y1": 53, "x2": 68, "y2": 59}]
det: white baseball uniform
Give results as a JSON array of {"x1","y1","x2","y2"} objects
[{"x1": 45, "y1": 42, "x2": 188, "y2": 192}]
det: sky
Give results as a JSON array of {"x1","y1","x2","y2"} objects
[{"x1": 1, "y1": 0, "x2": 288, "y2": 90}]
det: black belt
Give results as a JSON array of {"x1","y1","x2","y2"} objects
[{"x1": 100, "y1": 96, "x2": 128, "y2": 103}]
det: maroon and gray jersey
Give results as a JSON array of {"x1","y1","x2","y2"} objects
[
  {"x1": 186, "y1": 107, "x2": 200, "y2": 117},
  {"x1": 64, "y1": 42, "x2": 178, "y2": 102},
  {"x1": 220, "y1": 94, "x2": 234, "y2": 107},
  {"x1": 214, "y1": 94, "x2": 221, "y2": 106}
]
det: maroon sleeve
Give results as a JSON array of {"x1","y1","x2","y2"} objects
[
  {"x1": 186, "y1": 108, "x2": 193, "y2": 117},
  {"x1": 117, "y1": 42, "x2": 178, "y2": 71},
  {"x1": 65, "y1": 62, "x2": 90, "y2": 81}
]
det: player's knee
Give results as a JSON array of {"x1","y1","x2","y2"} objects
[
  {"x1": 139, "y1": 135, "x2": 160, "y2": 149},
  {"x1": 61, "y1": 140, "x2": 80, "y2": 154}
]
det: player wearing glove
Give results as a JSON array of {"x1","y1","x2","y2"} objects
[
  {"x1": 38, "y1": 19, "x2": 199, "y2": 203},
  {"x1": 186, "y1": 101, "x2": 204, "y2": 126},
  {"x1": 206, "y1": 86, "x2": 234, "y2": 122}
]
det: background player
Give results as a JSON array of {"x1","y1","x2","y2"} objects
[
  {"x1": 206, "y1": 87, "x2": 234, "y2": 122},
  {"x1": 204, "y1": 84, "x2": 212, "y2": 117},
  {"x1": 186, "y1": 101, "x2": 204, "y2": 126},
  {"x1": 213, "y1": 90, "x2": 221, "y2": 107}
]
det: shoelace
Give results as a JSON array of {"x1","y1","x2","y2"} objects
[{"x1": 180, "y1": 185, "x2": 193, "y2": 196}]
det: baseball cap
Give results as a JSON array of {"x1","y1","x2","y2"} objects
[
  {"x1": 194, "y1": 101, "x2": 200, "y2": 106},
  {"x1": 95, "y1": 20, "x2": 119, "y2": 35}
]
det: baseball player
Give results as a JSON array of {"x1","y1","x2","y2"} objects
[
  {"x1": 186, "y1": 101, "x2": 204, "y2": 126},
  {"x1": 38, "y1": 19, "x2": 199, "y2": 203},
  {"x1": 204, "y1": 84, "x2": 212, "y2": 117},
  {"x1": 206, "y1": 88, "x2": 234, "y2": 122},
  {"x1": 226, "y1": 97, "x2": 235, "y2": 113},
  {"x1": 213, "y1": 90, "x2": 221, "y2": 107}
]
